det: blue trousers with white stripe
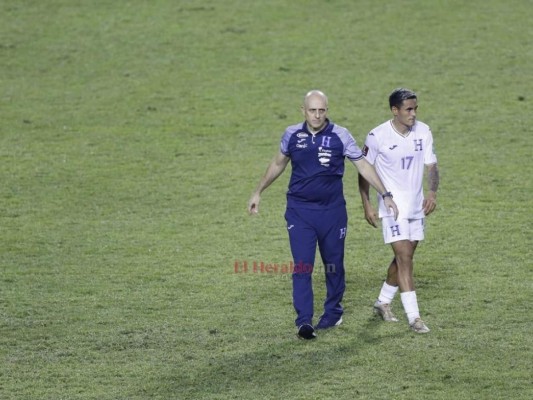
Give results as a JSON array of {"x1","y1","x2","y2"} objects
[{"x1": 285, "y1": 206, "x2": 347, "y2": 327}]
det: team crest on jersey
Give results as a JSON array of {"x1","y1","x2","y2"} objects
[
  {"x1": 320, "y1": 136, "x2": 332, "y2": 148},
  {"x1": 362, "y1": 144, "x2": 369, "y2": 156}
]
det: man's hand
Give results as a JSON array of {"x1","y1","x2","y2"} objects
[
  {"x1": 384, "y1": 197, "x2": 399, "y2": 220},
  {"x1": 423, "y1": 191, "x2": 437, "y2": 215},
  {"x1": 363, "y1": 204, "x2": 379, "y2": 228},
  {"x1": 248, "y1": 193, "x2": 261, "y2": 215}
]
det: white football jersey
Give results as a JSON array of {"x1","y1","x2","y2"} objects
[{"x1": 363, "y1": 120, "x2": 437, "y2": 219}]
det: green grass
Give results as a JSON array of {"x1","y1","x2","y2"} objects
[{"x1": 1, "y1": 0, "x2": 532, "y2": 399}]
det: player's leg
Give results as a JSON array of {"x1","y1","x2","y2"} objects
[
  {"x1": 285, "y1": 208, "x2": 318, "y2": 331},
  {"x1": 315, "y1": 206, "x2": 347, "y2": 328},
  {"x1": 374, "y1": 217, "x2": 409, "y2": 322},
  {"x1": 376, "y1": 258, "x2": 399, "y2": 305},
  {"x1": 391, "y1": 240, "x2": 417, "y2": 292},
  {"x1": 374, "y1": 260, "x2": 400, "y2": 321},
  {"x1": 390, "y1": 218, "x2": 429, "y2": 333},
  {"x1": 385, "y1": 258, "x2": 398, "y2": 286}
]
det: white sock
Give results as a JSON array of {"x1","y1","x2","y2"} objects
[
  {"x1": 400, "y1": 291, "x2": 420, "y2": 324},
  {"x1": 377, "y1": 282, "x2": 399, "y2": 304}
]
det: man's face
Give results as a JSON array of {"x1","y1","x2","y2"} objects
[
  {"x1": 392, "y1": 98, "x2": 418, "y2": 129},
  {"x1": 302, "y1": 95, "x2": 328, "y2": 133}
]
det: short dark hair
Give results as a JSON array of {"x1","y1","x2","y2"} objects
[{"x1": 389, "y1": 88, "x2": 417, "y2": 109}]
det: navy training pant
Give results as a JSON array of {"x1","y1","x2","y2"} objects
[{"x1": 285, "y1": 206, "x2": 348, "y2": 327}]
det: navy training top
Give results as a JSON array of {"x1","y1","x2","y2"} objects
[{"x1": 280, "y1": 120, "x2": 364, "y2": 209}]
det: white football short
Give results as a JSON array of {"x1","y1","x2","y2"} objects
[{"x1": 381, "y1": 216, "x2": 425, "y2": 244}]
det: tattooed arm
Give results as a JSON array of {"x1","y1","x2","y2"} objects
[{"x1": 423, "y1": 163, "x2": 440, "y2": 216}]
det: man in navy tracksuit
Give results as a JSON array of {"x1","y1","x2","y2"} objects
[{"x1": 248, "y1": 90, "x2": 397, "y2": 339}]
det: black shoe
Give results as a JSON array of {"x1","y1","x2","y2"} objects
[
  {"x1": 297, "y1": 323, "x2": 317, "y2": 340},
  {"x1": 315, "y1": 315, "x2": 343, "y2": 330}
]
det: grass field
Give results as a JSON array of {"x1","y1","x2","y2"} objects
[{"x1": 1, "y1": 0, "x2": 532, "y2": 399}]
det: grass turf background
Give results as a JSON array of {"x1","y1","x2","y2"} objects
[{"x1": 1, "y1": 0, "x2": 531, "y2": 399}]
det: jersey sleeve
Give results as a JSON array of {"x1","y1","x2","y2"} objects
[
  {"x1": 280, "y1": 129, "x2": 291, "y2": 156},
  {"x1": 424, "y1": 128, "x2": 438, "y2": 165},
  {"x1": 362, "y1": 131, "x2": 379, "y2": 165},
  {"x1": 336, "y1": 126, "x2": 363, "y2": 160}
]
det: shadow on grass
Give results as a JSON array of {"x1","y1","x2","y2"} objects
[
  {"x1": 354, "y1": 316, "x2": 393, "y2": 344},
  {"x1": 148, "y1": 316, "x2": 408, "y2": 398},
  {"x1": 143, "y1": 329, "x2": 343, "y2": 396}
]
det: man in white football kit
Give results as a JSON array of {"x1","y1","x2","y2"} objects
[{"x1": 358, "y1": 88, "x2": 440, "y2": 333}]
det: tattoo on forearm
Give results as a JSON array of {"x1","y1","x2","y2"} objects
[{"x1": 428, "y1": 166, "x2": 439, "y2": 192}]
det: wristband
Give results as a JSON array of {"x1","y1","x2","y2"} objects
[{"x1": 381, "y1": 191, "x2": 393, "y2": 199}]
